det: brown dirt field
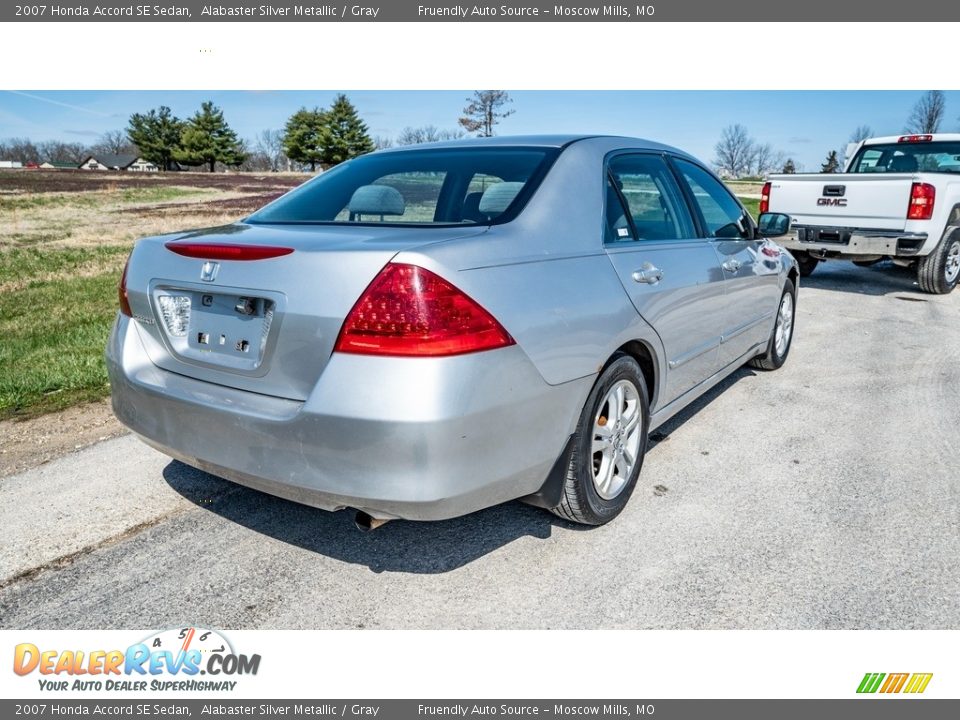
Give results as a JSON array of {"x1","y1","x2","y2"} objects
[{"x1": 0, "y1": 400, "x2": 125, "y2": 479}]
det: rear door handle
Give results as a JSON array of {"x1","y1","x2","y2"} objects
[
  {"x1": 632, "y1": 263, "x2": 663, "y2": 285},
  {"x1": 722, "y1": 259, "x2": 742, "y2": 273}
]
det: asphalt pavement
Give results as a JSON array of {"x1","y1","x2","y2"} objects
[{"x1": 2, "y1": 260, "x2": 958, "y2": 629}]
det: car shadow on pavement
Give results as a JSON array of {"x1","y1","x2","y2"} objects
[
  {"x1": 800, "y1": 260, "x2": 928, "y2": 298},
  {"x1": 163, "y1": 367, "x2": 753, "y2": 574},
  {"x1": 162, "y1": 461, "x2": 584, "y2": 574}
]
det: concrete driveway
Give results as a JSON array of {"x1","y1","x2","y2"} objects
[{"x1": 1, "y1": 260, "x2": 958, "y2": 629}]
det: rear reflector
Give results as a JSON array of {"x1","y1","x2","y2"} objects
[
  {"x1": 760, "y1": 181, "x2": 772, "y2": 215},
  {"x1": 335, "y1": 263, "x2": 515, "y2": 357},
  {"x1": 907, "y1": 182, "x2": 936, "y2": 220},
  {"x1": 898, "y1": 134, "x2": 933, "y2": 143},
  {"x1": 164, "y1": 242, "x2": 294, "y2": 260},
  {"x1": 118, "y1": 256, "x2": 132, "y2": 317}
]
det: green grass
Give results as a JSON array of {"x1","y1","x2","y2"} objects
[
  {"x1": 0, "y1": 186, "x2": 210, "y2": 212},
  {"x1": 0, "y1": 269, "x2": 120, "y2": 420},
  {"x1": 739, "y1": 196, "x2": 760, "y2": 219},
  {"x1": 0, "y1": 245, "x2": 128, "y2": 286}
]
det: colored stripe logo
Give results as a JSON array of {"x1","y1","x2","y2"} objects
[{"x1": 857, "y1": 672, "x2": 933, "y2": 694}]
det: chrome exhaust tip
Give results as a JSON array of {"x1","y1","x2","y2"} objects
[{"x1": 354, "y1": 510, "x2": 391, "y2": 532}]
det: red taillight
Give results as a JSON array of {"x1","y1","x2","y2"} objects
[
  {"x1": 898, "y1": 134, "x2": 933, "y2": 143},
  {"x1": 164, "y1": 242, "x2": 294, "y2": 260},
  {"x1": 334, "y1": 263, "x2": 515, "y2": 357},
  {"x1": 907, "y1": 182, "x2": 936, "y2": 220},
  {"x1": 118, "y1": 256, "x2": 132, "y2": 317},
  {"x1": 760, "y1": 181, "x2": 772, "y2": 215}
]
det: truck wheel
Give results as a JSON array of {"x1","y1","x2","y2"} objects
[
  {"x1": 750, "y1": 279, "x2": 796, "y2": 371},
  {"x1": 917, "y1": 232, "x2": 960, "y2": 294},
  {"x1": 550, "y1": 353, "x2": 649, "y2": 526},
  {"x1": 793, "y1": 251, "x2": 819, "y2": 277}
]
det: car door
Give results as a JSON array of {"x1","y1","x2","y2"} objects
[
  {"x1": 671, "y1": 158, "x2": 781, "y2": 368},
  {"x1": 603, "y1": 153, "x2": 727, "y2": 408}
]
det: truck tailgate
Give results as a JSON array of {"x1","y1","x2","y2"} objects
[{"x1": 767, "y1": 173, "x2": 914, "y2": 230}]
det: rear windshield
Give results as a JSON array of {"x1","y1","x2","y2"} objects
[
  {"x1": 849, "y1": 141, "x2": 960, "y2": 174},
  {"x1": 247, "y1": 147, "x2": 559, "y2": 226}
]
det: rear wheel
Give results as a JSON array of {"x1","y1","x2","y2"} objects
[
  {"x1": 750, "y1": 279, "x2": 796, "y2": 371},
  {"x1": 793, "y1": 251, "x2": 819, "y2": 277},
  {"x1": 550, "y1": 354, "x2": 649, "y2": 526},
  {"x1": 916, "y1": 232, "x2": 960, "y2": 294}
]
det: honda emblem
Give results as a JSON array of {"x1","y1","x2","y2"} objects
[{"x1": 200, "y1": 261, "x2": 220, "y2": 282}]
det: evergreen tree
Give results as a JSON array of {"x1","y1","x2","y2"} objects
[
  {"x1": 820, "y1": 150, "x2": 840, "y2": 173},
  {"x1": 174, "y1": 101, "x2": 246, "y2": 172},
  {"x1": 282, "y1": 107, "x2": 328, "y2": 171},
  {"x1": 127, "y1": 106, "x2": 183, "y2": 171},
  {"x1": 318, "y1": 94, "x2": 374, "y2": 167},
  {"x1": 781, "y1": 158, "x2": 797, "y2": 174}
]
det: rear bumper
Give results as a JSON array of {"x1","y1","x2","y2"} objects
[
  {"x1": 106, "y1": 314, "x2": 591, "y2": 521},
  {"x1": 780, "y1": 226, "x2": 928, "y2": 258}
]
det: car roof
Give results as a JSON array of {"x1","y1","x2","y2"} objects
[{"x1": 374, "y1": 134, "x2": 691, "y2": 156}]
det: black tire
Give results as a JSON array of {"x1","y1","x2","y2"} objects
[
  {"x1": 916, "y1": 232, "x2": 960, "y2": 294},
  {"x1": 793, "y1": 251, "x2": 819, "y2": 277},
  {"x1": 750, "y1": 279, "x2": 796, "y2": 371},
  {"x1": 550, "y1": 353, "x2": 649, "y2": 526}
]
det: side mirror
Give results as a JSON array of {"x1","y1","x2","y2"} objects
[{"x1": 757, "y1": 212, "x2": 792, "y2": 238}]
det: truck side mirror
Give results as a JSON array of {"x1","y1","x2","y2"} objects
[{"x1": 757, "y1": 212, "x2": 791, "y2": 238}]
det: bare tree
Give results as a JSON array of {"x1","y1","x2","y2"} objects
[
  {"x1": 905, "y1": 91, "x2": 946, "y2": 134},
  {"x1": 396, "y1": 125, "x2": 465, "y2": 145},
  {"x1": 713, "y1": 124, "x2": 756, "y2": 178},
  {"x1": 840, "y1": 125, "x2": 874, "y2": 166},
  {"x1": 37, "y1": 140, "x2": 88, "y2": 164},
  {"x1": 372, "y1": 135, "x2": 394, "y2": 150},
  {"x1": 0, "y1": 137, "x2": 40, "y2": 163},
  {"x1": 458, "y1": 91, "x2": 514, "y2": 137},
  {"x1": 253, "y1": 129, "x2": 287, "y2": 171},
  {"x1": 89, "y1": 129, "x2": 138, "y2": 156},
  {"x1": 849, "y1": 125, "x2": 873, "y2": 143},
  {"x1": 752, "y1": 142, "x2": 785, "y2": 176}
]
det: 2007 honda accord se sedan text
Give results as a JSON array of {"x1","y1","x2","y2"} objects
[{"x1": 107, "y1": 135, "x2": 799, "y2": 528}]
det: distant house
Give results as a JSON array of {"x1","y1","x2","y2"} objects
[
  {"x1": 40, "y1": 161, "x2": 79, "y2": 170},
  {"x1": 0, "y1": 160, "x2": 23, "y2": 169},
  {"x1": 80, "y1": 154, "x2": 159, "y2": 172}
]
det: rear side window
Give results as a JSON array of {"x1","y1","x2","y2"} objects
[
  {"x1": 248, "y1": 147, "x2": 558, "y2": 226},
  {"x1": 606, "y1": 154, "x2": 694, "y2": 242},
  {"x1": 674, "y1": 159, "x2": 750, "y2": 239}
]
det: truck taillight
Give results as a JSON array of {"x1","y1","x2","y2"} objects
[
  {"x1": 907, "y1": 182, "x2": 935, "y2": 220},
  {"x1": 334, "y1": 263, "x2": 515, "y2": 357},
  {"x1": 760, "y1": 181, "x2": 771, "y2": 214},
  {"x1": 118, "y1": 256, "x2": 132, "y2": 317}
]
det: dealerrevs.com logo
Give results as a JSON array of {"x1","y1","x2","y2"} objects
[
  {"x1": 857, "y1": 673, "x2": 933, "y2": 694},
  {"x1": 13, "y1": 627, "x2": 261, "y2": 692}
]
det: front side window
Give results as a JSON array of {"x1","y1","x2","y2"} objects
[
  {"x1": 248, "y1": 147, "x2": 558, "y2": 226},
  {"x1": 606, "y1": 154, "x2": 694, "y2": 242},
  {"x1": 674, "y1": 159, "x2": 750, "y2": 239}
]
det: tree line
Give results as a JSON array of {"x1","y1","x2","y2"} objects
[{"x1": 0, "y1": 90, "x2": 517, "y2": 172}]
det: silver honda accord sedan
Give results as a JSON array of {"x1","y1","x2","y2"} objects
[{"x1": 107, "y1": 135, "x2": 798, "y2": 527}]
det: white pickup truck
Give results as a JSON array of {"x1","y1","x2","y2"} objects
[{"x1": 763, "y1": 133, "x2": 960, "y2": 293}]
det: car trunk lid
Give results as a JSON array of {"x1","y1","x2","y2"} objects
[{"x1": 124, "y1": 222, "x2": 486, "y2": 401}]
